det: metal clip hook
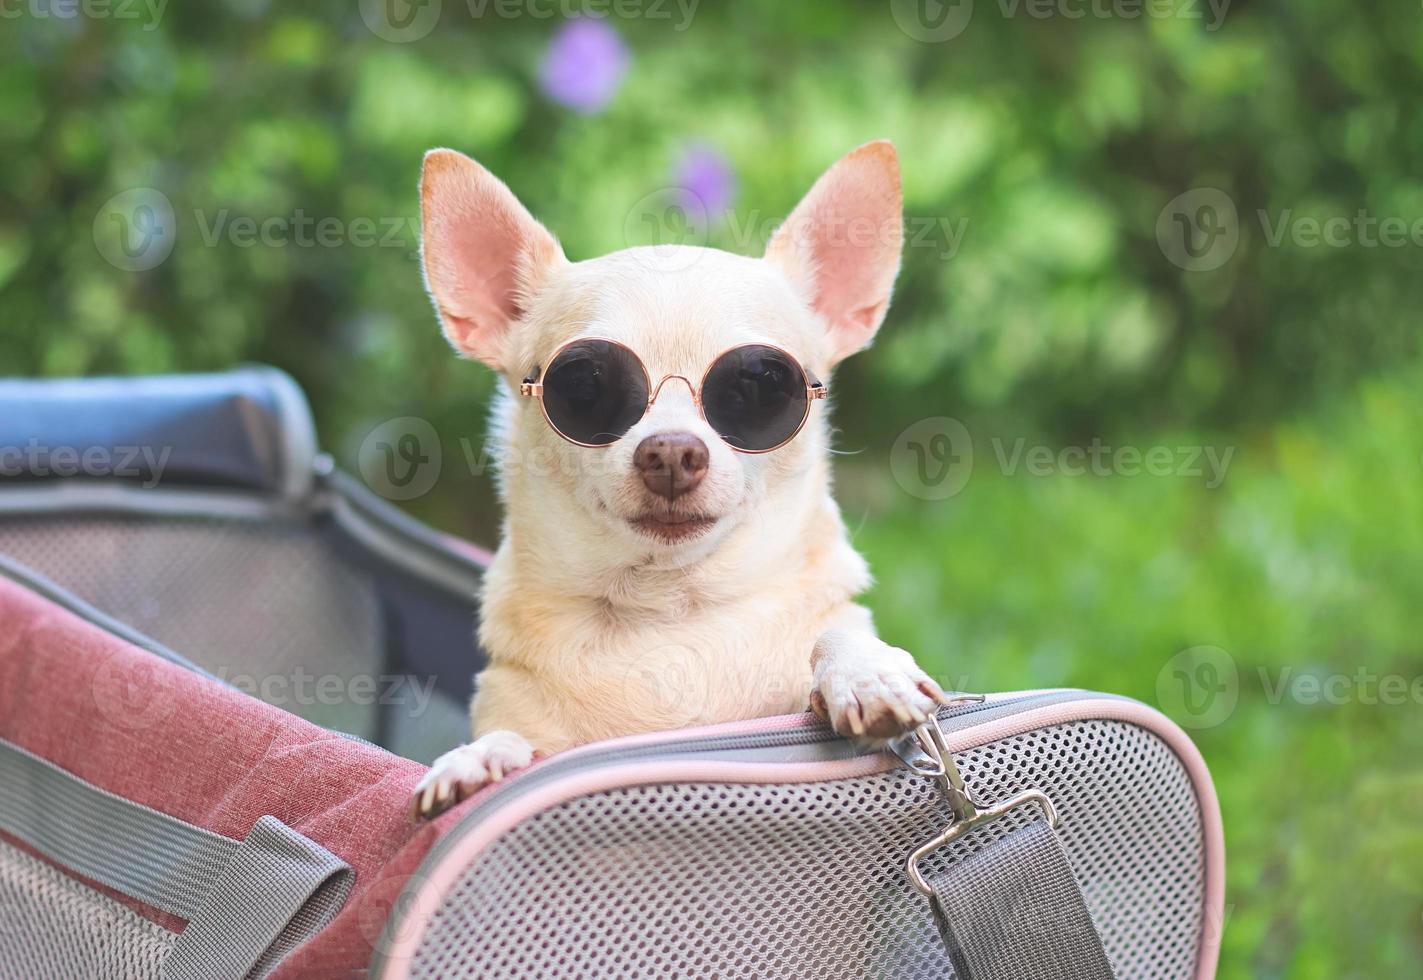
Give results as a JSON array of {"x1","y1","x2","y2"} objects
[{"x1": 897, "y1": 703, "x2": 1061, "y2": 897}]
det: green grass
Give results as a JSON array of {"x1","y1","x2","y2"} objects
[{"x1": 845, "y1": 364, "x2": 1423, "y2": 977}]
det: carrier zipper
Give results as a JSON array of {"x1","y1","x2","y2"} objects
[
  {"x1": 505, "y1": 689, "x2": 1078, "y2": 772},
  {"x1": 415, "y1": 689, "x2": 1104, "y2": 876}
]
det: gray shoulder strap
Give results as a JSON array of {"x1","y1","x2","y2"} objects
[
  {"x1": 925, "y1": 819, "x2": 1116, "y2": 980},
  {"x1": 0, "y1": 738, "x2": 352, "y2": 979}
]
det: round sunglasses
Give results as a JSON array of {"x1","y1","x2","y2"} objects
[{"x1": 519, "y1": 338, "x2": 827, "y2": 454}]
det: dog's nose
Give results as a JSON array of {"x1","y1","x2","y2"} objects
[{"x1": 634, "y1": 432, "x2": 709, "y2": 500}]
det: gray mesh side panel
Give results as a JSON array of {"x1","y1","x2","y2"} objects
[
  {"x1": 0, "y1": 839, "x2": 173, "y2": 980},
  {"x1": 0, "y1": 515, "x2": 383, "y2": 739},
  {"x1": 411, "y1": 720, "x2": 1205, "y2": 979}
]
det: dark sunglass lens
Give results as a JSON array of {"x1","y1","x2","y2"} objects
[
  {"x1": 541, "y1": 340, "x2": 648, "y2": 446},
  {"x1": 702, "y1": 345, "x2": 810, "y2": 452}
]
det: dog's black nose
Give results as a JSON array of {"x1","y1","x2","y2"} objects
[{"x1": 634, "y1": 432, "x2": 709, "y2": 500}]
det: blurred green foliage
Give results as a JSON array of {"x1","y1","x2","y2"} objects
[{"x1": 2, "y1": 1, "x2": 1422, "y2": 974}]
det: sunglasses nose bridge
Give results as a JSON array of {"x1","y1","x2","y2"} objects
[{"x1": 648, "y1": 373, "x2": 700, "y2": 406}]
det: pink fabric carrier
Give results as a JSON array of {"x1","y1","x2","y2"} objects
[{"x1": 0, "y1": 369, "x2": 1224, "y2": 979}]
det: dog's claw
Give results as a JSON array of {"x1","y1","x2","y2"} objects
[
  {"x1": 845, "y1": 699, "x2": 866, "y2": 737},
  {"x1": 410, "y1": 730, "x2": 536, "y2": 822},
  {"x1": 812, "y1": 631, "x2": 942, "y2": 743},
  {"x1": 887, "y1": 699, "x2": 919, "y2": 728},
  {"x1": 919, "y1": 677, "x2": 953, "y2": 707}
]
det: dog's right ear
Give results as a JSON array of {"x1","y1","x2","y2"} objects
[
  {"x1": 420, "y1": 149, "x2": 566, "y2": 369},
  {"x1": 765, "y1": 141, "x2": 902, "y2": 365}
]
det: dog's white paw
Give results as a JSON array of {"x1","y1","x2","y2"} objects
[
  {"x1": 810, "y1": 629, "x2": 950, "y2": 741},
  {"x1": 410, "y1": 730, "x2": 535, "y2": 821}
]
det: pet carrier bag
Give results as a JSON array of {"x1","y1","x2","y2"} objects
[{"x1": 0, "y1": 368, "x2": 1224, "y2": 979}]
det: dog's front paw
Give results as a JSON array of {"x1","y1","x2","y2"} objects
[
  {"x1": 810, "y1": 629, "x2": 950, "y2": 741},
  {"x1": 410, "y1": 730, "x2": 535, "y2": 821}
]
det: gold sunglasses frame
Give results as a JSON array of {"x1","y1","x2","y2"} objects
[{"x1": 519, "y1": 336, "x2": 827, "y2": 455}]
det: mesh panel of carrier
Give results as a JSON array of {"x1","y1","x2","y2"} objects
[
  {"x1": 411, "y1": 719, "x2": 1204, "y2": 979},
  {"x1": 0, "y1": 514, "x2": 383, "y2": 740},
  {"x1": 0, "y1": 839, "x2": 173, "y2": 980}
]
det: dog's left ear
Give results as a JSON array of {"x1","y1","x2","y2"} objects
[{"x1": 765, "y1": 140, "x2": 903, "y2": 364}]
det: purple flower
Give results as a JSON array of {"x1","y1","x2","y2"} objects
[
  {"x1": 539, "y1": 20, "x2": 629, "y2": 114},
  {"x1": 673, "y1": 143, "x2": 736, "y2": 227}
]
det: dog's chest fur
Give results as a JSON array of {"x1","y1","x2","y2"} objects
[{"x1": 476, "y1": 496, "x2": 872, "y2": 744}]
